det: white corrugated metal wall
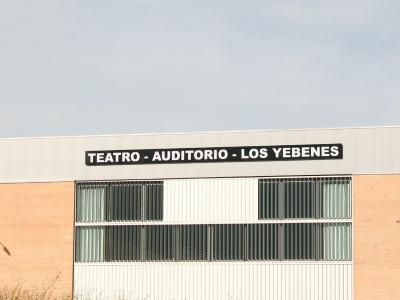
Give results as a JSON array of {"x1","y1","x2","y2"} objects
[
  {"x1": 1, "y1": 126, "x2": 400, "y2": 183},
  {"x1": 74, "y1": 263, "x2": 352, "y2": 300},
  {"x1": 74, "y1": 176, "x2": 353, "y2": 300},
  {"x1": 164, "y1": 178, "x2": 258, "y2": 223}
]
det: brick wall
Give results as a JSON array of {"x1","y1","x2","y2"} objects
[
  {"x1": 0, "y1": 182, "x2": 74, "y2": 296},
  {"x1": 354, "y1": 175, "x2": 400, "y2": 299}
]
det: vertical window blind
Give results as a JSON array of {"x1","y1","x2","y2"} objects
[
  {"x1": 75, "y1": 223, "x2": 351, "y2": 262},
  {"x1": 259, "y1": 177, "x2": 351, "y2": 219},
  {"x1": 76, "y1": 181, "x2": 163, "y2": 222}
]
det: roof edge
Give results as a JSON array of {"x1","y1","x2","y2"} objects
[{"x1": 0, "y1": 125, "x2": 399, "y2": 141}]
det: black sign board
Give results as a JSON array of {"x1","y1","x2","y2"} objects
[{"x1": 85, "y1": 143, "x2": 343, "y2": 166}]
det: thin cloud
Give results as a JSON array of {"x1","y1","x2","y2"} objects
[{"x1": 0, "y1": 1, "x2": 399, "y2": 137}]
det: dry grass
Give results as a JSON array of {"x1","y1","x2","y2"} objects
[{"x1": 0, "y1": 273, "x2": 72, "y2": 300}]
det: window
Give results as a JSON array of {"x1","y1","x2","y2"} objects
[
  {"x1": 144, "y1": 225, "x2": 175, "y2": 261},
  {"x1": 212, "y1": 224, "x2": 245, "y2": 261},
  {"x1": 248, "y1": 224, "x2": 279, "y2": 261},
  {"x1": 284, "y1": 223, "x2": 323, "y2": 260},
  {"x1": 258, "y1": 179, "x2": 279, "y2": 219},
  {"x1": 75, "y1": 226, "x2": 105, "y2": 262},
  {"x1": 75, "y1": 177, "x2": 352, "y2": 263},
  {"x1": 143, "y1": 182, "x2": 163, "y2": 221},
  {"x1": 178, "y1": 225, "x2": 208, "y2": 261},
  {"x1": 76, "y1": 181, "x2": 163, "y2": 222},
  {"x1": 75, "y1": 223, "x2": 351, "y2": 262},
  {"x1": 106, "y1": 226, "x2": 141, "y2": 262},
  {"x1": 108, "y1": 183, "x2": 142, "y2": 221},
  {"x1": 76, "y1": 184, "x2": 107, "y2": 222},
  {"x1": 259, "y1": 177, "x2": 351, "y2": 219}
]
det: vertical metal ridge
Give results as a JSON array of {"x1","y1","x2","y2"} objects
[{"x1": 74, "y1": 263, "x2": 352, "y2": 300}]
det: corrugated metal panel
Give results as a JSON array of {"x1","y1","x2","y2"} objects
[
  {"x1": 74, "y1": 263, "x2": 352, "y2": 300},
  {"x1": 164, "y1": 178, "x2": 258, "y2": 223},
  {"x1": 74, "y1": 177, "x2": 353, "y2": 298},
  {"x1": 1, "y1": 126, "x2": 400, "y2": 183}
]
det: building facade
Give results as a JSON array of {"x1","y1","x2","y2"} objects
[{"x1": 0, "y1": 126, "x2": 399, "y2": 299}]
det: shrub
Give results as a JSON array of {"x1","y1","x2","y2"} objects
[{"x1": 0, "y1": 273, "x2": 71, "y2": 300}]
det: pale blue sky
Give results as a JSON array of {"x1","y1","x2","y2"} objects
[{"x1": 0, "y1": 0, "x2": 399, "y2": 137}]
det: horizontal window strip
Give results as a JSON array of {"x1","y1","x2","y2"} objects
[
  {"x1": 259, "y1": 177, "x2": 352, "y2": 220},
  {"x1": 75, "y1": 223, "x2": 352, "y2": 263}
]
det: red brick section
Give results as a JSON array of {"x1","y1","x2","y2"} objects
[
  {"x1": 353, "y1": 175, "x2": 400, "y2": 299},
  {"x1": 0, "y1": 182, "x2": 74, "y2": 296}
]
